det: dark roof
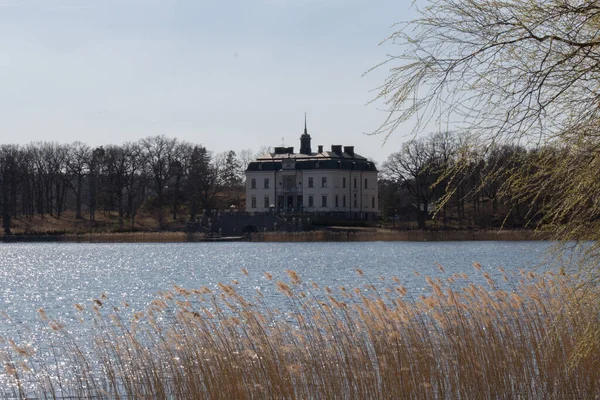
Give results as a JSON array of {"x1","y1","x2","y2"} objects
[
  {"x1": 246, "y1": 155, "x2": 377, "y2": 172},
  {"x1": 256, "y1": 150, "x2": 367, "y2": 162},
  {"x1": 247, "y1": 136, "x2": 376, "y2": 172}
]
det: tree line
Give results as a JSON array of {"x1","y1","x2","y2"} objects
[
  {"x1": 0, "y1": 136, "x2": 253, "y2": 234},
  {"x1": 0, "y1": 131, "x2": 573, "y2": 235},
  {"x1": 380, "y1": 131, "x2": 554, "y2": 231}
]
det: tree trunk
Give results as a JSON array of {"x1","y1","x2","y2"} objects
[
  {"x1": 117, "y1": 190, "x2": 124, "y2": 229},
  {"x1": 417, "y1": 201, "x2": 428, "y2": 229},
  {"x1": 55, "y1": 180, "x2": 64, "y2": 218},
  {"x1": 46, "y1": 178, "x2": 53, "y2": 217},
  {"x1": 2, "y1": 180, "x2": 11, "y2": 236},
  {"x1": 75, "y1": 174, "x2": 83, "y2": 219},
  {"x1": 172, "y1": 177, "x2": 181, "y2": 220}
]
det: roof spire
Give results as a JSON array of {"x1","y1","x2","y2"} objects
[
  {"x1": 304, "y1": 112, "x2": 307, "y2": 135},
  {"x1": 300, "y1": 112, "x2": 312, "y2": 155}
]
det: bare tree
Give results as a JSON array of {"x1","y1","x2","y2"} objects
[
  {"x1": 0, "y1": 145, "x2": 21, "y2": 235},
  {"x1": 87, "y1": 146, "x2": 105, "y2": 223},
  {"x1": 373, "y1": 0, "x2": 600, "y2": 243},
  {"x1": 28, "y1": 144, "x2": 46, "y2": 218},
  {"x1": 254, "y1": 146, "x2": 272, "y2": 159},
  {"x1": 104, "y1": 145, "x2": 131, "y2": 228},
  {"x1": 382, "y1": 137, "x2": 440, "y2": 229},
  {"x1": 65, "y1": 142, "x2": 90, "y2": 219},
  {"x1": 373, "y1": 0, "x2": 600, "y2": 143},
  {"x1": 28, "y1": 142, "x2": 68, "y2": 218},
  {"x1": 429, "y1": 132, "x2": 458, "y2": 224},
  {"x1": 121, "y1": 142, "x2": 146, "y2": 228},
  {"x1": 481, "y1": 144, "x2": 526, "y2": 215},
  {"x1": 141, "y1": 135, "x2": 179, "y2": 229},
  {"x1": 19, "y1": 148, "x2": 35, "y2": 219},
  {"x1": 238, "y1": 148, "x2": 254, "y2": 181},
  {"x1": 49, "y1": 144, "x2": 70, "y2": 218},
  {"x1": 169, "y1": 142, "x2": 193, "y2": 221}
]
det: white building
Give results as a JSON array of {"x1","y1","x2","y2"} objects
[{"x1": 245, "y1": 121, "x2": 379, "y2": 220}]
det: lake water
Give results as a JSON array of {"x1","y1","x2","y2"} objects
[
  {"x1": 0, "y1": 241, "x2": 554, "y2": 325},
  {"x1": 0, "y1": 241, "x2": 556, "y2": 395}
]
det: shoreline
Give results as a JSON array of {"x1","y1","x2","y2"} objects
[{"x1": 0, "y1": 229, "x2": 548, "y2": 243}]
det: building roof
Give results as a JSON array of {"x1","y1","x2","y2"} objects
[
  {"x1": 246, "y1": 119, "x2": 378, "y2": 172},
  {"x1": 247, "y1": 147, "x2": 377, "y2": 172}
]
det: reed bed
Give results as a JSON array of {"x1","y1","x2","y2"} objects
[
  {"x1": 1, "y1": 267, "x2": 599, "y2": 399},
  {"x1": 1, "y1": 231, "x2": 208, "y2": 243},
  {"x1": 66, "y1": 231, "x2": 207, "y2": 243},
  {"x1": 251, "y1": 229, "x2": 542, "y2": 242}
]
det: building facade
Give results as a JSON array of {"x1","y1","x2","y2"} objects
[{"x1": 245, "y1": 122, "x2": 379, "y2": 220}]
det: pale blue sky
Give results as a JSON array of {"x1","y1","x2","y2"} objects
[{"x1": 0, "y1": 0, "x2": 416, "y2": 162}]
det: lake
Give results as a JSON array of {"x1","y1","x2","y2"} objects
[{"x1": 0, "y1": 241, "x2": 553, "y2": 325}]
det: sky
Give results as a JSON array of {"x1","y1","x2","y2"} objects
[{"x1": 0, "y1": 0, "x2": 418, "y2": 164}]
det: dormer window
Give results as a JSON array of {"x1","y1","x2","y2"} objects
[{"x1": 283, "y1": 160, "x2": 295, "y2": 170}]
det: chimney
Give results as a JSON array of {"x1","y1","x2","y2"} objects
[
  {"x1": 331, "y1": 145, "x2": 343, "y2": 155},
  {"x1": 344, "y1": 146, "x2": 354, "y2": 156},
  {"x1": 274, "y1": 147, "x2": 286, "y2": 154},
  {"x1": 318, "y1": 145, "x2": 323, "y2": 153}
]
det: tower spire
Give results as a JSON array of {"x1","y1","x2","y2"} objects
[
  {"x1": 300, "y1": 112, "x2": 312, "y2": 155},
  {"x1": 304, "y1": 112, "x2": 307, "y2": 135}
]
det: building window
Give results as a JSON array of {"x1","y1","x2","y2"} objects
[
  {"x1": 251, "y1": 179, "x2": 256, "y2": 189},
  {"x1": 283, "y1": 175, "x2": 295, "y2": 189},
  {"x1": 321, "y1": 195, "x2": 327, "y2": 207},
  {"x1": 353, "y1": 193, "x2": 357, "y2": 208},
  {"x1": 308, "y1": 195, "x2": 314, "y2": 207},
  {"x1": 264, "y1": 178, "x2": 269, "y2": 189},
  {"x1": 372, "y1": 196, "x2": 375, "y2": 208},
  {"x1": 343, "y1": 177, "x2": 346, "y2": 188},
  {"x1": 354, "y1": 178, "x2": 357, "y2": 189},
  {"x1": 251, "y1": 197, "x2": 257, "y2": 208},
  {"x1": 364, "y1": 178, "x2": 368, "y2": 189},
  {"x1": 335, "y1": 195, "x2": 339, "y2": 207},
  {"x1": 321, "y1": 177, "x2": 327, "y2": 188},
  {"x1": 343, "y1": 195, "x2": 346, "y2": 208},
  {"x1": 264, "y1": 196, "x2": 270, "y2": 208},
  {"x1": 308, "y1": 177, "x2": 314, "y2": 188}
]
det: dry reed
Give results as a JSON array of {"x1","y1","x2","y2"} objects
[
  {"x1": 1, "y1": 267, "x2": 599, "y2": 399},
  {"x1": 250, "y1": 229, "x2": 542, "y2": 242}
]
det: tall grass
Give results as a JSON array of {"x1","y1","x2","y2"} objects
[
  {"x1": 250, "y1": 229, "x2": 542, "y2": 242},
  {"x1": 2, "y1": 267, "x2": 599, "y2": 399}
]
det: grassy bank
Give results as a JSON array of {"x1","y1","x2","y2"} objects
[{"x1": 2, "y1": 267, "x2": 598, "y2": 398}]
